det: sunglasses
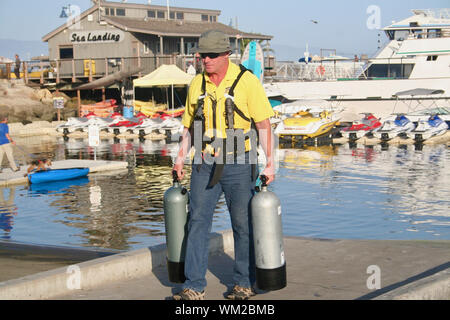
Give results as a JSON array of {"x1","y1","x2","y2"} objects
[{"x1": 200, "y1": 52, "x2": 221, "y2": 59}]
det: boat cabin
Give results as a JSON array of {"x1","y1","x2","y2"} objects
[{"x1": 363, "y1": 9, "x2": 450, "y2": 80}]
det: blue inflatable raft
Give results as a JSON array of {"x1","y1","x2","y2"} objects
[{"x1": 28, "y1": 168, "x2": 90, "y2": 184}]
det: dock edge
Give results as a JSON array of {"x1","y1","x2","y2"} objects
[{"x1": 0, "y1": 230, "x2": 234, "y2": 300}]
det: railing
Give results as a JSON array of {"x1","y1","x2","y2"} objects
[
  {"x1": 271, "y1": 61, "x2": 366, "y2": 81},
  {"x1": 49, "y1": 55, "x2": 196, "y2": 83},
  {"x1": 270, "y1": 53, "x2": 450, "y2": 82},
  {"x1": 0, "y1": 55, "x2": 190, "y2": 83},
  {"x1": 0, "y1": 54, "x2": 244, "y2": 84}
]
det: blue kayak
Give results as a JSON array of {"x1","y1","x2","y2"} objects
[{"x1": 28, "y1": 168, "x2": 90, "y2": 184}]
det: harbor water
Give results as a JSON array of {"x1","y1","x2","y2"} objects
[{"x1": 1, "y1": 136, "x2": 449, "y2": 251}]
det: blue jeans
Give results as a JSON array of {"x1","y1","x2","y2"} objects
[{"x1": 183, "y1": 156, "x2": 256, "y2": 292}]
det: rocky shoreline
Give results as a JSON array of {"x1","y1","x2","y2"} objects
[
  {"x1": 0, "y1": 79, "x2": 87, "y2": 123},
  {"x1": 8, "y1": 120, "x2": 65, "y2": 138}
]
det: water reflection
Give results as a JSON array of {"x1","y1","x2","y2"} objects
[
  {"x1": 2, "y1": 138, "x2": 449, "y2": 250},
  {"x1": 279, "y1": 145, "x2": 338, "y2": 171},
  {"x1": 37, "y1": 159, "x2": 187, "y2": 250},
  {"x1": 28, "y1": 176, "x2": 90, "y2": 195},
  {"x1": 343, "y1": 143, "x2": 449, "y2": 218},
  {"x1": 17, "y1": 137, "x2": 192, "y2": 250},
  {"x1": 0, "y1": 188, "x2": 18, "y2": 239}
]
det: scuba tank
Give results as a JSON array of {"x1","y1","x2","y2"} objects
[
  {"x1": 163, "y1": 170, "x2": 189, "y2": 283},
  {"x1": 251, "y1": 175, "x2": 287, "y2": 291}
]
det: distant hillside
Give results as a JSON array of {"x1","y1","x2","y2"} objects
[{"x1": 0, "y1": 39, "x2": 48, "y2": 61}]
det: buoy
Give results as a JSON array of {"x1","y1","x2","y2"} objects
[
  {"x1": 316, "y1": 65, "x2": 326, "y2": 76},
  {"x1": 163, "y1": 170, "x2": 189, "y2": 283},
  {"x1": 251, "y1": 175, "x2": 287, "y2": 291}
]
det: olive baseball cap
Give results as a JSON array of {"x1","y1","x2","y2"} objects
[{"x1": 197, "y1": 30, "x2": 231, "y2": 53}]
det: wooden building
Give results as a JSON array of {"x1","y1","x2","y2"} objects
[{"x1": 39, "y1": 0, "x2": 272, "y2": 88}]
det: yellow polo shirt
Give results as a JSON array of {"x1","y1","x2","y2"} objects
[{"x1": 182, "y1": 61, "x2": 274, "y2": 152}]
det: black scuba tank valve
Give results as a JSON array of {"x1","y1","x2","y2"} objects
[
  {"x1": 251, "y1": 175, "x2": 287, "y2": 291},
  {"x1": 163, "y1": 170, "x2": 189, "y2": 283}
]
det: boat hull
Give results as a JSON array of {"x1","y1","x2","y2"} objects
[
  {"x1": 28, "y1": 168, "x2": 90, "y2": 184},
  {"x1": 275, "y1": 120, "x2": 339, "y2": 138}
]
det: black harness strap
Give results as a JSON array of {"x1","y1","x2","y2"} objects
[
  {"x1": 229, "y1": 65, "x2": 248, "y2": 96},
  {"x1": 228, "y1": 65, "x2": 251, "y2": 123},
  {"x1": 206, "y1": 65, "x2": 252, "y2": 188},
  {"x1": 190, "y1": 65, "x2": 257, "y2": 187},
  {"x1": 190, "y1": 73, "x2": 207, "y2": 169}
]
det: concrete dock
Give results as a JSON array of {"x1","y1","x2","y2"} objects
[
  {"x1": 0, "y1": 159, "x2": 129, "y2": 187},
  {"x1": 0, "y1": 242, "x2": 116, "y2": 284},
  {"x1": 0, "y1": 230, "x2": 448, "y2": 300}
]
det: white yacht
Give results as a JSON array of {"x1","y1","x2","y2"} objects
[{"x1": 265, "y1": 9, "x2": 450, "y2": 122}]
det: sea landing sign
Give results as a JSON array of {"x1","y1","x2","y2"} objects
[{"x1": 70, "y1": 30, "x2": 124, "y2": 44}]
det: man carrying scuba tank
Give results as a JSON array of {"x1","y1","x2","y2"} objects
[{"x1": 172, "y1": 30, "x2": 275, "y2": 300}]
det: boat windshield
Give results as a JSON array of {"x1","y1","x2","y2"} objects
[
  {"x1": 385, "y1": 28, "x2": 443, "y2": 41},
  {"x1": 366, "y1": 63, "x2": 415, "y2": 79},
  {"x1": 386, "y1": 30, "x2": 410, "y2": 41},
  {"x1": 361, "y1": 117, "x2": 375, "y2": 125}
]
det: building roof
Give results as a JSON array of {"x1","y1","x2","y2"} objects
[
  {"x1": 101, "y1": 0, "x2": 221, "y2": 16},
  {"x1": 104, "y1": 16, "x2": 272, "y2": 40},
  {"x1": 42, "y1": 3, "x2": 271, "y2": 42}
]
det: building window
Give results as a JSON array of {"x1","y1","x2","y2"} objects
[
  {"x1": 170, "y1": 12, "x2": 184, "y2": 20},
  {"x1": 116, "y1": 8, "x2": 125, "y2": 16},
  {"x1": 426, "y1": 55, "x2": 438, "y2": 61},
  {"x1": 59, "y1": 47, "x2": 73, "y2": 59},
  {"x1": 157, "y1": 11, "x2": 165, "y2": 19},
  {"x1": 210, "y1": 16, "x2": 216, "y2": 22},
  {"x1": 201, "y1": 14, "x2": 208, "y2": 22},
  {"x1": 144, "y1": 41, "x2": 150, "y2": 54},
  {"x1": 105, "y1": 8, "x2": 115, "y2": 16},
  {"x1": 148, "y1": 10, "x2": 156, "y2": 18}
]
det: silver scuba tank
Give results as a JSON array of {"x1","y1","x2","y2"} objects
[
  {"x1": 163, "y1": 170, "x2": 189, "y2": 283},
  {"x1": 251, "y1": 175, "x2": 287, "y2": 291}
]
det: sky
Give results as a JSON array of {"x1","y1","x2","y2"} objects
[{"x1": 0, "y1": 0, "x2": 448, "y2": 60}]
